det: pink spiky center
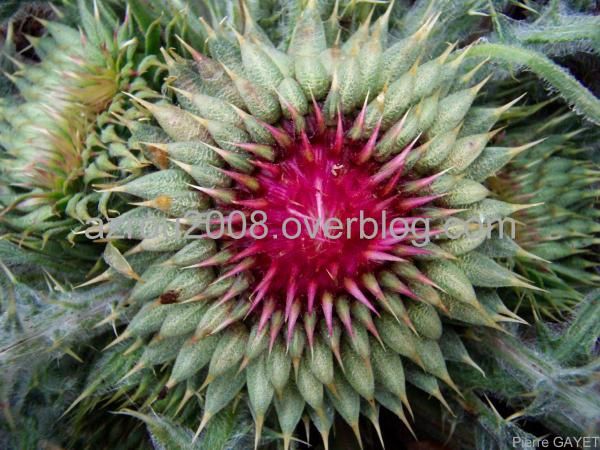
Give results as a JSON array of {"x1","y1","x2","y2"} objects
[
  {"x1": 244, "y1": 127, "x2": 389, "y2": 306},
  {"x1": 213, "y1": 110, "x2": 442, "y2": 336}
]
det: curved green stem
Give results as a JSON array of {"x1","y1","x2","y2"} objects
[
  {"x1": 468, "y1": 43, "x2": 600, "y2": 125},
  {"x1": 517, "y1": 23, "x2": 600, "y2": 45}
]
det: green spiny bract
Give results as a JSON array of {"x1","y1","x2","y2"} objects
[{"x1": 0, "y1": 0, "x2": 598, "y2": 449}]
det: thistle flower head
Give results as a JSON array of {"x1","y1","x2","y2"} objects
[
  {"x1": 1, "y1": 19, "x2": 118, "y2": 192},
  {"x1": 87, "y1": 3, "x2": 544, "y2": 446},
  {"x1": 0, "y1": 1, "x2": 160, "y2": 241}
]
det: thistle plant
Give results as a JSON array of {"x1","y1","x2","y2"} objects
[
  {"x1": 0, "y1": 0, "x2": 202, "y2": 250},
  {"x1": 0, "y1": 0, "x2": 598, "y2": 449}
]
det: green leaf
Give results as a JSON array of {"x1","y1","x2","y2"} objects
[
  {"x1": 118, "y1": 405, "x2": 255, "y2": 450},
  {"x1": 119, "y1": 410, "x2": 201, "y2": 450},
  {"x1": 128, "y1": 0, "x2": 157, "y2": 31},
  {"x1": 550, "y1": 289, "x2": 600, "y2": 365},
  {"x1": 145, "y1": 17, "x2": 162, "y2": 57}
]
